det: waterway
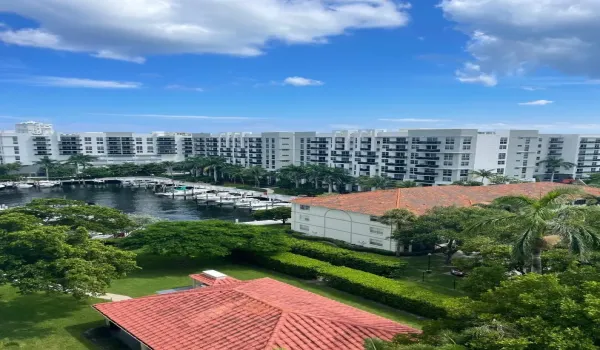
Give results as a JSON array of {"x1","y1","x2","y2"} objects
[{"x1": 0, "y1": 184, "x2": 254, "y2": 222}]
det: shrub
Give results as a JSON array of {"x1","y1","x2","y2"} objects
[
  {"x1": 273, "y1": 187, "x2": 326, "y2": 196},
  {"x1": 289, "y1": 232, "x2": 397, "y2": 256},
  {"x1": 255, "y1": 252, "x2": 330, "y2": 279},
  {"x1": 290, "y1": 239, "x2": 406, "y2": 276},
  {"x1": 319, "y1": 265, "x2": 455, "y2": 318}
]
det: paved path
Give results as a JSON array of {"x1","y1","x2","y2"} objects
[{"x1": 96, "y1": 293, "x2": 132, "y2": 301}]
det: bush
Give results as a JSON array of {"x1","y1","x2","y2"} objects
[
  {"x1": 289, "y1": 232, "x2": 397, "y2": 256},
  {"x1": 253, "y1": 207, "x2": 292, "y2": 223},
  {"x1": 273, "y1": 187, "x2": 326, "y2": 196},
  {"x1": 319, "y1": 265, "x2": 454, "y2": 318},
  {"x1": 254, "y1": 252, "x2": 455, "y2": 318},
  {"x1": 255, "y1": 252, "x2": 330, "y2": 279},
  {"x1": 290, "y1": 239, "x2": 406, "y2": 276}
]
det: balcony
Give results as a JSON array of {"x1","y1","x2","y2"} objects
[
  {"x1": 415, "y1": 156, "x2": 439, "y2": 160},
  {"x1": 549, "y1": 140, "x2": 564, "y2": 144},
  {"x1": 415, "y1": 164, "x2": 439, "y2": 168},
  {"x1": 382, "y1": 140, "x2": 408, "y2": 145},
  {"x1": 414, "y1": 171, "x2": 438, "y2": 176},
  {"x1": 357, "y1": 162, "x2": 377, "y2": 166},
  {"x1": 382, "y1": 155, "x2": 406, "y2": 159},
  {"x1": 414, "y1": 178, "x2": 436, "y2": 184},
  {"x1": 414, "y1": 141, "x2": 441, "y2": 145},
  {"x1": 416, "y1": 148, "x2": 440, "y2": 153},
  {"x1": 359, "y1": 147, "x2": 372, "y2": 151},
  {"x1": 382, "y1": 169, "x2": 406, "y2": 174},
  {"x1": 332, "y1": 160, "x2": 351, "y2": 164}
]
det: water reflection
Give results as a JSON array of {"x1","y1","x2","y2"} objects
[{"x1": 0, "y1": 185, "x2": 254, "y2": 222}]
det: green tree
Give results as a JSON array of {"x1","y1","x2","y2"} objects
[
  {"x1": 204, "y1": 157, "x2": 227, "y2": 183},
  {"x1": 245, "y1": 166, "x2": 267, "y2": 188},
  {"x1": 395, "y1": 180, "x2": 417, "y2": 188},
  {"x1": 380, "y1": 209, "x2": 417, "y2": 256},
  {"x1": 183, "y1": 156, "x2": 210, "y2": 178},
  {"x1": 306, "y1": 164, "x2": 327, "y2": 189},
  {"x1": 162, "y1": 161, "x2": 176, "y2": 177},
  {"x1": 278, "y1": 165, "x2": 306, "y2": 188},
  {"x1": 322, "y1": 167, "x2": 350, "y2": 193},
  {"x1": 122, "y1": 220, "x2": 290, "y2": 258},
  {"x1": 0, "y1": 213, "x2": 137, "y2": 299},
  {"x1": 81, "y1": 166, "x2": 113, "y2": 178},
  {"x1": 66, "y1": 154, "x2": 98, "y2": 175},
  {"x1": 34, "y1": 156, "x2": 58, "y2": 180},
  {"x1": 6, "y1": 198, "x2": 135, "y2": 236},
  {"x1": 468, "y1": 187, "x2": 600, "y2": 273},
  {"x1": 470, "y1": 169, "x2": 495, "y2": 185},
  {"x1": 538, "y1": 157, "x2": 576, "y2": 183}
]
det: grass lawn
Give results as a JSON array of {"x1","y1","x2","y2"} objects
[
  {"x1": 398, "y1": 254, "x2": 465, "y2": 294},
  {"x1": 1, "y1": 253, "x2": 426, "y2": 350}
]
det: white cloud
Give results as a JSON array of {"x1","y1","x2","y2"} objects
[
  {"x1": 330, "y1": 124, "x2": 362, "y2": 130},
  {"x1": 283, "y1": 76, "x2": 324, "y2": 87},
  {"x1": 521, "y1": 86, "x2": 544, "y2": 91},
  {"x1": 379, "y1": 118, "x2": 448, "y2": 122},
  {"x1": 455, "y1": 62, "x2": 497, "y2": 87},
  {"x1": 0, "y1": 0, "x2": 410, "y2": 63},
  {"x1": 10, "y1": 76, "x2": 142, "y2": 89},
  {"x1": 165, "y1": 84, "x2": 204, "y2": 92},
  {"x1": 440, "y1": 0, "x2": 600, "y2": 83},
  {"x1": 89, "y1": 113, "x2": 254, "y2": 120},
  {"x1": 518, "y1": 99, "x2": 554, "y2": 106}
]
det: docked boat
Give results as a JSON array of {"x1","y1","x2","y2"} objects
[
  {"x1": 16, "y1": 183, "x2": 34, "y2": 189},
  {"x1": 38, "y1": 180, "x2": 60, "y2": 188}
]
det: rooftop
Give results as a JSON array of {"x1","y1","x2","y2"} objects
[
  {"x1": 93, "y1": 278, "x2": 417, "y2": 350},
  {"x1": 292, "y1": 183, "x2": 600, "y2": 216},
  {"x1": 189, "y1": 271, "x2": 240, "y2": 286}
]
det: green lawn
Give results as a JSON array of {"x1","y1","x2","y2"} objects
[
  {"x1": 1, "y1": 253, "x2": 426, "y2": 350},
  {"x1": 398, "y1": 254, "x2": 465, "y2": 294}
]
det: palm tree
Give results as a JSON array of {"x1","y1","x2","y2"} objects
[
  {"x1": 467, "y1": 187, "x2": 600, "y2": 273},
  {"x1": 380, "y1": 209, "x2": 417, "y2": 256},
  {"x1": 306, "y1": 164, "x2": 327, "y2": 190},
  {"x1": 245, "y1": 166, "x2": 267, "y2": 188},
  {"x1": 34, "y1": 156, "x2": 58, "y2": 180},
  {"x1": 470, "y1": 169, "x2": 496, "y2": 185},
  {"x1": 161, "y1": 161, "x2": 176, "y2": 177},
  {"x1": 223, "y1": 165, "x2": 246, "y2": 184},
  {"x1": 321, "y1": 167, "x2": 349, "y2": 193},
  {"x1": 66, "y1": 154, "x2": 98, "y2": 176},
  {"x1": 357, "y1": 176, "x2": 373, "y2": 191},
  {"x1": 4, "y1": 161, "x2": 22, "y2": 173},
  {"x1": 204, "y1": 157, "x2": 227, "y2": 183},
  {"x1": 183, "y1": 156, "x2": 208, "y2": 178},
  {"x1": 370, "y1": 175, "x2": 395, "y2": 190},
  {"x1": 538, "y1": 157, "x2": 576, "y2": 183},
  {"x1": 395, "y1": 180, "x2": 417, "y2": 188},
  {"x1": 278, "y1": 165, "x2": 306, "y2": 188}
]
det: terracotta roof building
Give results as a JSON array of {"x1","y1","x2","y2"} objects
[
  {"x1": 93, "y1": 277, "x2": 417, "y2": 350},
  {"x1": 292, "y1": 183, "x2": 600, "y2": 216},
  {"x1": 290, "y1": 183, "x2": 600, "y2": 252}
]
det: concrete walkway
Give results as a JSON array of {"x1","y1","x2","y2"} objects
[
  {"x1": 96, "y1": 293, "x2": 132, "y2": 301},
  {"x1": 242, "y1": 220, "x2": 284, "y2": 226}
]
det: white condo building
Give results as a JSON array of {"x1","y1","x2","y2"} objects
[{"x1": 1, "y1": 120, "x2": 599, "y2": 183}]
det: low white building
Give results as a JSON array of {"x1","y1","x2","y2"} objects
[{"x1": 290, "y1": 182, "x2": 600, "y2": 252}]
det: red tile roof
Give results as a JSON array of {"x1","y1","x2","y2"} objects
[
  {"x1": 189, "y1": 273, "x2": 240, "y2": 286},
  {"x1": 93, "y1": 278, "x2": 417, "y2": 350},
  {"x1": 293, "y1": 183, "x2": 600, "y2": 216}
]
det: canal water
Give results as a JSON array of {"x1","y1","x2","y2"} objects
[{"x1": 0, "y1": 184, "x2": 254, "y2": 222}]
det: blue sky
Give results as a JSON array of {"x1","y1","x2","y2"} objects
[{"x1": 1, "y1": 0, "x2": 599, "y2": 133}]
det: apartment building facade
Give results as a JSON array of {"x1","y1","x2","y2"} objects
[{"x1": 1, "y1": 121, "x2": 598, "y2": 184}]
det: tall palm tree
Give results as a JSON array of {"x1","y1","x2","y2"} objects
[
  {"x1": 203, "y1": 157, "x2": 227, "y2": 183},
  {"x1": 470, "y1": 169, "x2": 496, "y2": 185},
  {"x1": 277, "y1": 165, "x2": 307, "y2": 188},
  {"x1": 161, "y1": 161, "x2": 176, "y2": 177},
  {"x1": 321, "y1": 167, "x2": 349, "y2": 193},
  {"x1": 357, "y1": 176, "x2": 373, "y2": 191},
  {"x1": 183, "y1": 156, "x2": 208, "y2": 178},
  {"x1": 538, "y1": 157, "x2": 576, "y2": 183},
  {"x1": 245, "y1": 166, "x2": 267, "y2": 188},
  {"x1": 380, "y1": 208, "x2": 417, "y2": 256},
  {"x1": 395, "y1": 180, "x2": 417, "y2": 188},
  {"x1": 306, "y1": 164, "x2": 327, "y2": 190},
  {"x1": 370, "y1": 175, "x2": 395, "y2": 190},
  {"x1": 34, "y1": 156, "x2": 58, "y2": 180},
  {"x1": 66, "y1": 154, "x2": 98, "y2": 176},
  {"x1": 467, "y1": 187, "x2": 600, "y2": 273}
]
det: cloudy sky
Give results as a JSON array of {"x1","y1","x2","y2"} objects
[{"x1": 1, "y1": 0, "x2": 599, "y2": 133}]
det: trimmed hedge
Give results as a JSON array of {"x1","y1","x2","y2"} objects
[
  {"x1": 255, "y1": 252, "x2": 330, "y2": 279},
  {"x1": 255, "y1": 252, "x2": 455, "y2": 319},
  {"x1": 319, "y1": 265, "x2": 454, "y2": 319},
  {"x1": 290, "y1": 239, "x2": 406, "y2": 276},
  {"x1": 289, "y1": 232, "x2": 397, "y2": 256}
]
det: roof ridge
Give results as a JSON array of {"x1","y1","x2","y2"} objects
[
  {"x1": 263, "y1": 310, "x2": 289, "y2": 349},
  {"x1": 283, "y1": 310, "x2": 416, "y2": 333}
]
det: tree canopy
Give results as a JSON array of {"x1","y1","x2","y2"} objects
[
  {"x1": 4, "y1": 198, "x2": 136, "y2": 235},
  {"x1": 121, "y1": 220, "x2": 290, "y2": 259},
  {"x1": 252, "y1": 207, "x2": 292, "y2": 224},
  {"x1": 0, "y1": 212, "x2": 137, "y2": 299}
]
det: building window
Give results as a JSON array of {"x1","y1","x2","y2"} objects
[
  {"x1": 443, "y1": 169, "x2": 452, "y2": 176},
  {"x1": 85, "y1": 146, "x2": 92, "y2": 151},
  {"x1": 12, "y1": 137, "x2": 18, "y2": 144},
  {"x1": 499, "y1": 145, "x2": 507, "y2": 150},
  {"x1": 497, "y1": 168, "x2": 504, "y2": 174},
  {"x1": 498, "y1": 153, "x2": 506, "y2": 160},
  {"x1": 84, "y1": 137, "x2": 92, "y2": 142},
  {"x1": 369, "y1": 227, "x2": 383, "y2": 235},
  {"x1": 461, "y1": 161, "x2": 469, "y2": 166},
  {"x1": 299, "y1": 224, "x2": 309, "y2": 231},
  {"x1": 462, "y1": 145, "x2": 471, "y2": 150},
  {"x1": 299, "y1": 215, "x2": 310, "y2": 222},
  {"x1": 444, "y1": 154, "x2": 453, "y2": 161},
  {"x1": 147, "y1": 146, "x2": 154, "y2": 152},
  {"x1": 498, "y1": 160, "x2": 505, "y2": 165},
  {"x1": 136, "y1": 146, "x2": 143, "y2": 152},
  {"x1": 299, "y1": 205, "x2": 310, "y2": 210},
  {"x1": 463, "y1": 137, "x2": 472, "y2": 145},
  {"x1": 15, "y1": 156, "x2": 20, "y2": 161},
  {"x1": 369, "y1": 238, "x2": 383, "y2": 247},
  {"x1": 446, "y1": 137, "x2": 455, "y2": 144},
  {"x1": 500, "y1": 137, "x2": 508, "y2": 145},
  {"x1": 461, "y1": 154, "x2": 470, "y2": 161},
  {"x1": 443, "y1": 161, "x2": 453, "y2": 166},
  {"x1": 445, "y1": 145, "x2": 454, "y2": 150},
  {"x1": 460, "y1": 169, "x2": 469, "y2": 176},
  {"x1": 370, "y1": 216, "x2": 380, "y2": 222}
]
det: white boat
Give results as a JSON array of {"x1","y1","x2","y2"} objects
[
  {"x1": 17, "y1": 183, "x2": 34, "y2": 189},
  {"x1": 38, "y1": 180, "x2": 60, "y2": 188},
  {"x1": 92, "y1": 179, "x2": 105, "y2": 184},
  {"x1": 0, "y1": 184, "x2": 5, "y2": 190}
]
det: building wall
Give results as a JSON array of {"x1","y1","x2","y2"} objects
[{"x1": 291, "y1": 203, "x2": 397, "y2": 252}]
